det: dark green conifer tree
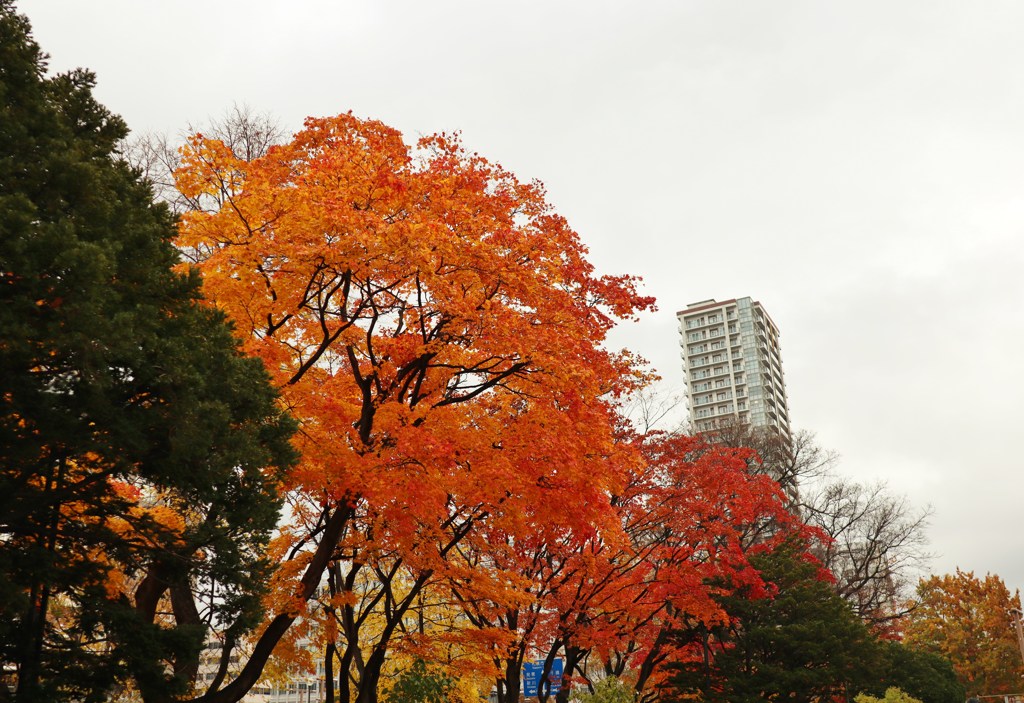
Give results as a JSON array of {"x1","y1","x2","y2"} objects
[
  {"x1": 0, "y1": 4, "x2": 295, "y2": 701},
  {"x1": 664, "y1": 540, "x2": 879, "y2": 703}
]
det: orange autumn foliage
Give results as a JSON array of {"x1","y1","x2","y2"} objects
[{"x1": 174, "y1": 112, "x2": 655, "y2": 703}]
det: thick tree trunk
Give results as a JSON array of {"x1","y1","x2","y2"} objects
[
  {"x1": 324, "y1": 642, "x2": 338, "y2": 703},
  {"x1": 536, "y1": 643, "x2": 563, "y2": 703},
  {"x1": 354, "y1": 648, "x2": 386, "y2": 703},
  {"x1": 336, "y1": 637, "x2": 355, "y2": 703},
  {"x1": 633, "y1": 627, "x2": 670, "y2": 699},
  {"x1": 169, "y1": 581, "x2": 202, "y2": 686},
  {"x1": 15, "y1": 581, "x2": 49, "y2": 703},
  {"x1": 496, "y1": 658, "x2": 524, "y2": 703},
  {"x1": 555, "y1": 646, "x2": 587, "y2": 703}
]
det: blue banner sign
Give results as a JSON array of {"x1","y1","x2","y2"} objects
[{"x1": 522, "y1": 658, "x2": 563, "y2": 698}]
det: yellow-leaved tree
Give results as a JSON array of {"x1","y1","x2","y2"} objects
[{"x1": 903, "y1": 569, "x2": 1024, "y2": 696}]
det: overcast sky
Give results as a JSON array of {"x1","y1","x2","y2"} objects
[{"x1": 18, "y1": 1, "x2": 1024, "y2": 594}]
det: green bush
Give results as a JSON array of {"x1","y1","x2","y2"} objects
[
  {"x1": 572, "y1": 676, "x2": 633, "y2": 703},
  {"x1": 855, "y1": 687, "x2": 924, "y2": 703}
]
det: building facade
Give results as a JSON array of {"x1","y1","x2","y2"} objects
[{"x1": 677, "y1": 297, "x2": 792, "y2": 443}]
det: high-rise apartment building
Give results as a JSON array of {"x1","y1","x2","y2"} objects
[{"x1": 676, "y1": 297, "x2": 792, "y2": 442}]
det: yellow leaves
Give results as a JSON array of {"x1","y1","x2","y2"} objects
[{"x1": 904, "y1": 569, "x2": 1024, "y2": 692}]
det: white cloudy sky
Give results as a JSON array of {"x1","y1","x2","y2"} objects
[{"x1": 19, "y1": 1, "x2": 1024, "y2": 593}]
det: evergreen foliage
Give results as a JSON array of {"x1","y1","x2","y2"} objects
[
  {"x1": 664, "y1": 539, "x2": 878, "y2": 703},
  {"x1": 0, "y1": 3, "x2": 295, "y2": 701},
  {"x1": 663, "y1": 537, "x2": 965, "y2": 703}
]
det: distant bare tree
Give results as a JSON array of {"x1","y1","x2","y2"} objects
[
  {"x1": 619, "y1": 386, "x2": 685, "y2": 435},
  {"x1": 121, "y1": 103, "x2": 285, "y2": 214},
  {"x1": 802, "y1": 478, "x2": 932, "y2": 628},
  {"x1": 120, "y1": 128, "x2": 183, "y2": 209},
  {"x1": 203, "y1": 103, "x2": 284, "y2": 162}
]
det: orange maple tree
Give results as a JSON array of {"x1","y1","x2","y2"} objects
[{"x1": 174, "y1": 112, "x2": 654, "y2": 703}]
